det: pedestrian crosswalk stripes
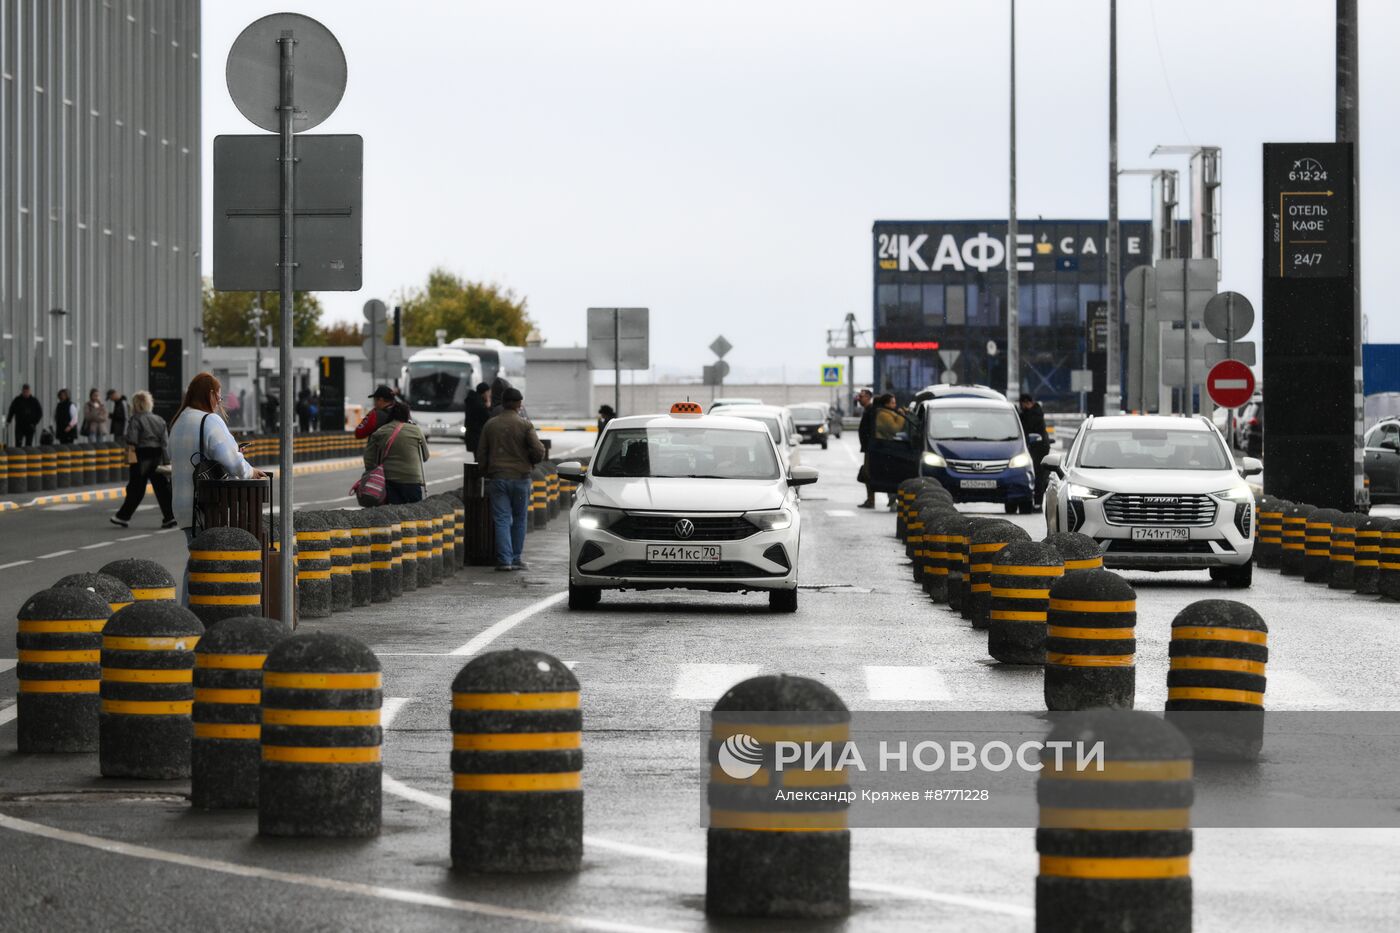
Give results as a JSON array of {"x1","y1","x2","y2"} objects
[{"x1": 671, "y1": 663, "x2": 762, "y2": 700}]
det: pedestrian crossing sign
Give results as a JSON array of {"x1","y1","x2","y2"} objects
[{"x1": 821, "y1": 365, "x2": 843, "y2": 386}]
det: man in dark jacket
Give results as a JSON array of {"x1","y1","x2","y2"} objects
[
  {"x1": 855, "y1": 388, "x2": 878, "y2": 508},
  {"x1": 1018, "y1": 393, "x2": 1051, "y2": 506},
  {"x1": 107, "y1": 389, "x2": 128, "y2": 441},
  {"x1": 464, "y1": 382, "x2": 491, "y2": 455},
  {"x1": 6, "y1": 384, "x2": 42, "y2": 445},
  {"x1": 477, "y1": 387, "x2": 545, "y2": 571},
  {"x1": 54, "y1": 389, "x2": 78, "y2": 443}
]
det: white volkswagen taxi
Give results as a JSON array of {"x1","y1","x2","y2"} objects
[{"x1": 556, "y1": 402, "x2": 817, "y2": 612}]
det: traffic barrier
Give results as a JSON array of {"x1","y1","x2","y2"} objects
[
  {"x1": 54, "y1": 572, "x2": 133, "y2": 614},
  {"x1": 957, "y1": 516, "x2": 1005, "y2": 619},
  {"x1": 1165, "y1": 599, "x2": 1267, "y2": 761},
  {"x1": 706, "y1": 674, "x2": 850, "y2": 919},
  {"x1": 1036, "y1": 709, "x2": 1193, "y2": 933},
  {"x1": 424, "y1": 501, "x2": 445, "y2": 584},
  {"x1": 530, "y1": 465, "x2": 549, "y2": 530},
  {"x1": 366, "y1": 507, "x2": 394, "y2": 603},
  {"x1": 15, "y1": 586, "x2": 110, "y2": 752},
  {"x1": 437, "y1": 496, "x2": 459, "y2": 577},
  {"x1": 448, "y1": 491, "x2": 466, "y2": 569},
  {"x1": 895, "y1": 478, "x2": 926, "y2": 541},
  {"x1": 192, "y1": 615, "x2": 292, "y2": 809},
  {"x1": 347, "y1": 510, "x2": 373, "y2": 607},
  {"x1": 102, "y1": 441, "x2": 122, "y2": 483},
  {"x1": 387, "y1": 505, "x2": 406, "y2": 597},
  {"x1": 969, "y1": 522, "x2": 1031, "y2": 630},
  {"x1": 187, "y1": 527, "x2": 264, "y2": 627},
  {"x1": 0, "y1": 445, "x2": 9, "y2": 494},
  {"x1": 1255, "y1": 496, "x2": 1284, "y2": 570},
  {"x1": 903, "y1": 501, "x2": 929, "y2": 563},
  {"x1": 1044, "y1": 569, "x2": 1136, "y2": 710},
  {"x1": 1303, "y1": 507, "x2": 1343, "y2": 583},
  {"x1": 921, "y1": 511, "x2": 965, "y2": 603},
  {"x1": 546, "y1": 462, "x2": 560, "y2": 520},
  {"x1": 1381, "y1": 521, "x2": 1400, "y2": 601},
  {"x1": 55, "y1": 443, "x2": 75, "y2": 487},
  {"x1": 1327, "y1": 512, "x2": 1362, "y2": 590},
  {"x1": 406, "y1": 503, "x2": 434, "y2": 588},
  {"x1": 80, "y1": 441, "x2": 98, "y2": 485},
  {"x1": 38, "y1": 444, "x2": 57, "y2": 491},
  {"x1": 1354, "y1": 515, "x2": 1388, "y2": 596},
  {"x1": 909, "y1": 503, "x2": 951, "y2": 584},
  {"x1": 396, "y1": 504, "x2": 420, "y2": 593},
  {"x1": 16, "y1": 445, "x2": 38, "y2": 493},
  {"x1": 7, "y1": 447, "x2": 32, "y2": 494},
  {"x1": 99, "y1": 601, "x2": 203, "y2": 779},
  {"x1": 99, "y1": 558, "x2": 177, "y2": 603},
  {"x1": 1279, "y1": 502, "x2": 1313, "y2": 576},
  {"x1": 294, "y1": 511, "x2": 333, "y2": 618},
  {"x1": 323, "y1": 511, "x2": 354, "y2": 612},
  {"x1": 943, "y1": 513, "x2": 972, "y2": 613},
  {"x1": 988, "y1": 541, "x2": 1064, "y2": 664},
  {"x1": 259, "y1": 632, "x2": 382, "y2": 837},
  {"x1": 1043, "y1": 531, "x2": 1104, "y2": 574},
  {"x1": 450, "y1": 648, "x2": 583, "y2": 872}
]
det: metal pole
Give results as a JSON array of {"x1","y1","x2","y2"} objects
[
  {"x1": 1182, "y1": 255, "x2": 1191, "y2": 415},
  {"x1": 252, "y1": 295, "x2": 262, "y2": 435},
  {"x1": 846, "y1": 312, "x2": 856, "y2": 414},
  {"x1": 1106, "y1": 0, "x2": 1120, "y2": 413},
  {"x1": 277, "y1": 32, "x2": 296, "y2": 625},
  {"x1": 613, "y1": 308, "x2": 620, "y2": 417},
  {"x1": 1225, "y1": 292, "x2": 1235, "y2": 449},
  {"x1": 1006, "y1": 0, "x2": 1019, "y2": 399},
  {"x1": 1337, "y1": 0, "x2": 1363, "y2": 508}
]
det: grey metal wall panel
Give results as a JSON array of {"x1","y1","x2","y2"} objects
[{"x1": 0, "y1": 0, "x2": 198, "y2": 423}]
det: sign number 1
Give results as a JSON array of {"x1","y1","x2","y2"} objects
[{"x1": 320, "y1": 356, "x2": 331, "y2": 378}]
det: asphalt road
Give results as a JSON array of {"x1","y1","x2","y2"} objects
[{"x1": 2, "y1": 432, "x2": 1398, "y2": 932}]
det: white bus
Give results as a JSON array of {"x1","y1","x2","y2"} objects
[{"x1": 401, "y1": 338, "x2": 526, "y2": 441}]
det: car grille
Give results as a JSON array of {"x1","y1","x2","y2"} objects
[
  {"x1": 946, "y1": 459, "x2": 1009, "y2": 473},
  {"x1": 1103, "y1": 493, "x2": 1217, "y2": 527},
  {"x1": 1100, "y1": 539, "x2": 1222, "y2": 555},
  {"x1": 583, "y1": 560, "x2": 784, "y2": 578},
  {"x1": 608, "y1": 514, "x2": 757, "y2": 541}
]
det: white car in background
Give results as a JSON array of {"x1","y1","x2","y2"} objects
[
  {"x1": 709, "y1": 403, "x2": 802, "y2": 471},
  {"x1": 1042, "y1": 415, "x2": 1261, "y2": 587},
  {"x1": 559, "y1": 403, "x2": 817, "y2": 612}
]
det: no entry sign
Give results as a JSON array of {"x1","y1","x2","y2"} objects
[{"x1": 1207, "y1": 359, "x2": 1256, "y2": 409}]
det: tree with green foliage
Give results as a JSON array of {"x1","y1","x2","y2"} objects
[
  {"x1": 201, "y1": 280, "x2": 324, "y2": 346},
  {"x1": 400, "y1": 269, "x2": 532, "y2": 347},
  {"x1": 317, "y1": 320, "x2": 362, "y2": 346}
]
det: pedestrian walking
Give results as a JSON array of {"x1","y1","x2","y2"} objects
[
  {"x1": 169, "y1": 372, "x2": 263, "y2": 546},
  {"x1": 1018, "y1": 393, "x2": 1051, "y2": 506},
  {"x1": 477, "y1": 386, "x2": 545, "y2": 571},
  {"x1": 107, "y1": 389, "x2": 128, "y2": 441},
  {"x1": 355, "y1": 384, "x2": 397, "y2": 439},
  {"x1": 5, "y1": 384, "x2": 42, "y2": 445},
  {"x1": 110, "y1": 391, "x2": 176, "y2": 529},
  {"x1": 873, "y1": 394, "x2": 908, "y2": 510},
  {"x1": 464, "y1": 382, "x2": 492, "y2": 455},
  {"x1": 597, "y1": 404, "x2": 615, "y2": 434},
  {"x1": 855, "y1": 387, "x2": 878, "y2": 508},
  {"x1": 363, "y1": 402, "x2": 429, "y2": 504},
  {"x1": 82, "y1": 388, "x2": 108, "y2": 441},
  {"x1": 54, "y1": 389, "x2": 79, "y2": 443},
  {"x1": 296, "y1": 389, "x2": 312, "y2": 433}
]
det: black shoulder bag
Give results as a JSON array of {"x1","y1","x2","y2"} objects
[{"x1": 190, "y1": 413, "x2": 229, "y2": 532}]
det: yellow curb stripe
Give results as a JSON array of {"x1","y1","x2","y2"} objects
[
  {"x1": 1048, "y1": 626, "x2": 1135, "y2": 640},
  {"x1": 1043, "y1": 759, "x2": 1192, "y2": 781},
  {"x1": 1049, "y1": 599, "x2": 1136, "y2": 613},
  {"x1": 1062, "y1": 558, "x2": 1103, "y2": 569},
  {"x1": 991, "y1": 587, "x2": 1053, "y2": 599},
  {"x1": 990, "y1": 610, "x2": 1046, "y2": 622},
  {"x1": 189, "y1": 550, "x2": 262, "y2": 561},
  {"x1": 453, "y1": 731, "x2": 582, "y2": 751},
  {"x1": 129, "y1": 587, "x2": 176, "y2": 601},
  {"x1": 708, "y1": 809, "x2": 846, "y2": 832},
  {"x1": 188, "y1": 572, "x2": 261, "y2": 583},
  {"x1": 189, "y1": 594, "x2": 262, "y2": 606}
]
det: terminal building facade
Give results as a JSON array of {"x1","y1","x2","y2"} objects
[
  {"x1": 872, "y1": 219, "x2": 1154, "y2": 409},
  {"x1": 0, "y1": 2, "x2": 201, "y2": 420}
]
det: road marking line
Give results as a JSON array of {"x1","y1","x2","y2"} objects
[
  {"x1": 43, "y1": 503, "x2": 87, "y2": 512},
  {"x1": 382, "y1": 697, "x2": 412, "y2": 729},
  {"x1": 0, "y1": 702, "x2": 14, "y2": 726},
  {"x1": 117, "y1": 534, "x2": 149, "y2": 542},
  {"x1": 0, "y1": 813, "x2": 674, "y2": 932},
  {"x1": 81, "y1": 541, "x2": 114, "y2": 550},
  {"x1": 864, "y1": 665, "x2": 952, "y2": 702},
  {"x1": 0, "y1": 659, "x2": 16, "y2": 674},
  {"x1": 824, "y1": 509, "x2": 856, "y2": 517},
  {"x1": 448, "y1": 592, "x2": 569, "y2": 657},
  {"x1": 671, "y1": 663, "x2": 762, "y2": 700},
  {"x1": 1261, "y1": 671, "x2": 1344, "y2": 710},
  {"x1": 0, "y1": 560, "x2": 32, "y2": 570},
  {"x1": 37, "y1": 550, "x2": 74, "y2": 559},
  {"x1": 840, "y1": 435, "x2": 860, "y2": 465}
]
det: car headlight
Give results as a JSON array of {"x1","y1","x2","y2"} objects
[
  {"x1": 1008, "y1": 451, "x2": 1032, "y2": 469},
  {"x1": 1213, "y1": 485, "x2": 1254, "y2": 503},
  {"x1": 817, "y1": 425, "x2": 826, "y2": 433},
  {"x1": 1065, "y1": 483, "x2": 1108, "y2": 500},
  {"x1": 922, "y1": 451, "x2": 946, "y2": 468},
  {"x1": 745, "y1": 509, "x2": 794, "y2": 531},
  {"x1": 576, "y1": 505, "x2": 623, "y2": 530}
]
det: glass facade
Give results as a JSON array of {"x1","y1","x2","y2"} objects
[{"x1": 872, "y1": 220, "x2": 1153, "y2": 410}]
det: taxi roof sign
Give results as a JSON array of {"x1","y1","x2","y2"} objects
[{"x1": 670, "y1": 401, "x2": 703, "y2": 415}]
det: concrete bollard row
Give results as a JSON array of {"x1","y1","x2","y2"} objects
[
  {"x1": 1045, "y1": 569, "x2": 1137, "y2": 711},
  {"x1": 293, "y1": 511, "x2": 333, "y2": 618},
  {"x1": 54, "y1": 572, "x2": 133, "y2": 615},
  {"x1": 324, "y1": 510, "x2": 355, "y2": 612},
  {"x1": 100, "y1": 559, "x2": 177, "y2": 603},
  {"x1": 187, "y1": 527, "x2": 264, "y2": 627},
  {"x1": 1166, "y1": 599, "x2": 1267, "y2": 761},
  {"x1": 968, "y1": 522, "x2": 1031, "y2": 630},
  {"x1": 987, "y1": 541, "x2": 1063, "y2": 665},
  {"x1": 15, "y1": 586, "x2": 111, "y2": 752}
]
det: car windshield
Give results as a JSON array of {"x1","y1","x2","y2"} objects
[
  {"x1": 927, "y1": 407, "x2": 1022, "y2": 442},
  {"x1": 591, "y1": 426, "x2": 780, "y2": 479},
  {"x1": 789, "y1": 407, "x2": 825, "y2": 422},
  {"x1": 407, "y1": 360, "x2": 474, "y2": 412},
  {"x1": 1078, "y1": 428, "x2": 1231, "y2": 471}
]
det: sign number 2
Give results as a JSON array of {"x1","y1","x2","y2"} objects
[{"x1": 150, "y1": 338, "x2": 168, "y2": 369}]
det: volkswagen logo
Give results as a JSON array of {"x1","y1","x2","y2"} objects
[{"x1": 674, "y1": 518, "x2": 696, "y2": 539}]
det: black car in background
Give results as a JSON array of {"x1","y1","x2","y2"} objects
[
  {"x1": 1237, "y1": 398, "x2": 1263, "y2": 457},
  {"x1": 1365, "y1": 419, "x2": 1400, "y2": 502},
  {"x1": 786, "y1": 402, "x2": 838, "y2": 448}
]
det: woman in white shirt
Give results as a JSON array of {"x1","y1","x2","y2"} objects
[{"x1": 168, "y1": 372, "x2": 264, "y2": 542}]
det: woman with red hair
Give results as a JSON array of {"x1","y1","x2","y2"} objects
[{"x1": 168, "y1": 372, "x2": 263, "y2": 541}]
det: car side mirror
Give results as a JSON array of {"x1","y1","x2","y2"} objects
[
  {"x1": 555, "y1": 460, "x2": 587, "y2": 483},
  {"x1": 1239, "y1": 457, "x2": 1262, "y2": 477},
  {"x1": 788, "y1": 466, "x2": 819, "y2": 487},
  {"x1": 1027, "y1": 432, "x2": 1043, "y2": 444},
  {"x1": 789, "y1": 434, "x2": 800, "y2": 447},
  {"x1": 1382, "y1": 437, "x2": 1400, "y2": 453},
  {"x1": 1042, "y1": 451, "x2": 1063, "y2": 472}
]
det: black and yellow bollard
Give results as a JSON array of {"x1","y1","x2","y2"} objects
[
  {"x1": 1036, "y1": 709, "x2": 1193, "y2": 933},
  {"x1": 1165, "y1": 599, "x2": 1267, "y2": 761},
  {"x1": 449, "y1": 491, "x2": 467, "y2": 569},
  {"x1": 100, "y1": 558, "x2": 177, "y2": 602},
  {"x1": 706, "y1": 674, "x2": 850, "y2": 919},
  {"x1": 1354, "y1": 516, "x2": 1389, "y2": 596},
  {"x1": 988, "y1": 541, "x2": 1064, "y2": 664},
  {"x1": 921, "y1": 511, "x2": 964, "y2": 603},
  {"x1": 546, "y1": 464, "x2": 560, "y2": 520},
  {"x1": 432, "y1": 496, "x2": 456, "y2": 579},
  {"x1": 54, "y1": 571, "x2": 133, "y2": 614},
  {"x1": 969, "y1": 522, "x2": 1031, "y2": 630},
  {"x1": 99, "y1": 601, "x2": 203, "y2": 779},
  {"x1": 347, "y1": 510, "x2": 373, "y2": 607},
  {"x1": 1254, "y1": 496, "x2": 1285, "y2": 570},
  {"x1": 895, "y1": 478, "x2": 925, "y2": 540},
  {"x1": 1279, "y1": 502, "x2": 1313, "y2": 576},
  {"x1": 324, "y1": 511, "x2": 354, "y2": 612},
  {"x1": 1044, "y1": 531, "x2": 1104, "y2": 574},
  {"x1": 366, "y1": 507, "x2": 394, "y2": 603},
  {"x1": 911, "y1": 503, "x2": 953, "y2": 585},
  {"x1": 425, "y1": 501, "x2": 445, "y2": 584},
  {"x1": 944, "y1": 513, "x2": 972, "y2": 614},
  {"x1": 259, "y1": 632, "x2": 382, "y2": 837},
  {"x1": 1381, "y1": 520, "x2": 1400, "y2": 601},
  {"x1": 531, "y1": 466, "x2": 549, "y2": 530},
  {"x1": 187, "y1": 527, "x2": 264, "y2": 627},
  {"x1": 38, "y1": 444, "x2": 57, "y2": 491},
  {"x1": 293, "y1": 511, "x2": 333, "y2": 618},
  {"x1": 409, "y1": 503, "x2": 435, "y2": 588},
  {"x1": 387, "y1": 505, "x2": 406, "y2": 597},
  {"x1": 16, "y1": 586, "x2": 110, "y2": 752},
  {"x1": 1327, "y1": 512, "x2": 1361, "y2": 590},
  {"x1": 396, "y1": 504, "x2": 420, "y2": 593},
  {"x1": 450, "y1": 649, "x2": 583, "y2": 872},
  {"x1": 1045, "y1": 569, "x2": 1136, "y2": 711},
  {"x1": 904, "y1": 503, "x2": 929, "y2": 563},
  {"x1": 192, "y1": 615, "x2": 291, "y2": 809},
  {"x1": 1303, "y1": 508, "x2": 1342, "y2": 584}
]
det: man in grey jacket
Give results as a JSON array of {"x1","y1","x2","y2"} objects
[{"x1": 477, "y1": 387, "x2": 545, "y2": 571}]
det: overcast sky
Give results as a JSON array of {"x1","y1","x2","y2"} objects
[{"x1": 201, "y1": 0, "x2": 1397, "y2": 383}]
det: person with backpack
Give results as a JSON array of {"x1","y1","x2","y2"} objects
[{"x1": 362, "y1": 402, "x2": 429, "y2": 504}]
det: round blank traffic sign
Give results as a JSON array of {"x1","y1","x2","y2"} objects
[
  {"x1": 1207, "y1": 359, "x2": 1256, "y2": 409},
  {"x1": 227, "y1": 13, "x2": 347, "y2": 133},
  {"x1": 1203, "y1": 291, "x2": 1255, "y2": 342},
  {"x1": 362, "y1": 298, "x2": 387, "y2": 324}
]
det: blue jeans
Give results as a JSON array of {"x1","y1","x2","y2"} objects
[{"x1": 488, "y1": 477, "x2": 530, "y2": 566}]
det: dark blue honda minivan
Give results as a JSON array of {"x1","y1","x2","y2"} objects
[{"x1": 909, "y1": 389, "x2": 1036, "y2": 514}]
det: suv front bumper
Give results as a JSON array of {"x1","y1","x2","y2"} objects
[{"x1": 1068, "y1": 495, "x2": 1255, "y2": 570}]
